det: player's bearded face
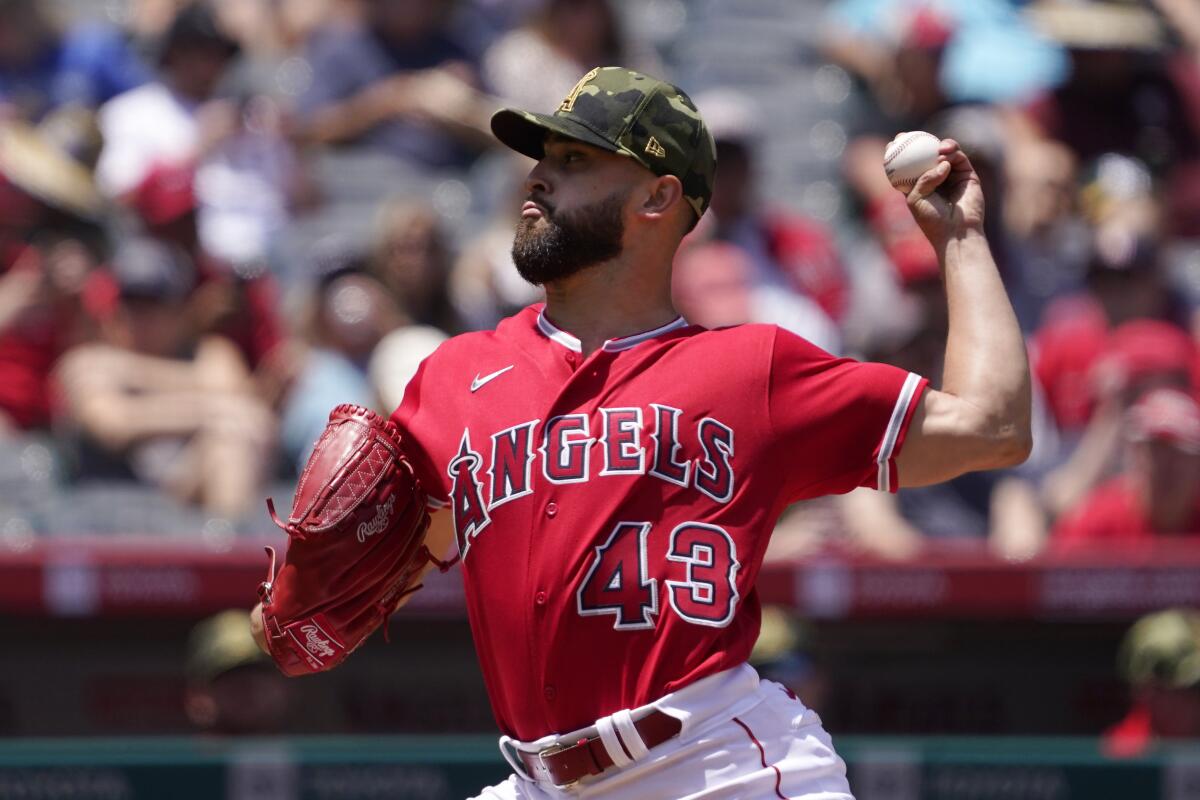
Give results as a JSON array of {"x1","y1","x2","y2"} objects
[{"x1": 511, "y1": 189, "x2": 628, "y2": 285}]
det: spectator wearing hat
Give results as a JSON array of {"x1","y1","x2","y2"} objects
[
  {"x1": 95, "y1": 2, "x2": 299, "y2": 417},
  {"x1": 114, "y1": 123, "x2": 295, "y2": 419},
  {"x1": 1029, "y1": 224, "x2": 1173, "y2": 437},
  {"x1": 1026, "y1": 177, "x2": 1189, "y2": 512},
  {"x1": 1027, "y1": 218, "x2": 1192, "y2": 528},
  {"x1": 1014, "y1": 0, "x2": 1200, "y2": 251},
  {"x1": 1105, "y1": 609, "x2": 1200, "y2": 758},
  {"x1": 0, "y1": 117, "x2": 108, "y2": 435},
  {"x1": 96, "y1": 1, "x2": 302, "y2": 269},
  {"x1": 1052, "y1": 388, "x2": 1200, "y2": 549},
  {"x1": 185, "y1": 609, "x2": 290, "y2": 735},
  {"x1": 54, "y1": 236, "x2": 276, "y2": 521},
  {"x1": 1040, "y1": 318, "x2": 1196, "y2": 522},
  {"x1": 95, "y1": 2, "x2": 241, "y2": 203},
  {"x1": 1022, "y1": 1, "x2": 1200, "y2": 178}
]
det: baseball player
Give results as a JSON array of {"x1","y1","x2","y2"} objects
[{"x1": 251, "y1": 67, "x2": 1031, "y2": 799}]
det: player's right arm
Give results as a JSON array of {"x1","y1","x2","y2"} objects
[{"x1": 894, "y1": 141, "x2": 1033, "y2": 487}]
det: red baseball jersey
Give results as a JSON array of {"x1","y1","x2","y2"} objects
[{"x1": 393, "y1": 304, "x2": 926, "y2": 740}]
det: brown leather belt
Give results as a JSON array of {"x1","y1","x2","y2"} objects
[{"x1": 514, "y1": 710, "x2": 682, "y2": 788}]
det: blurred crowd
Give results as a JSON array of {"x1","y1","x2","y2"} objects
[{"x1": 1, "y1": 0, "x2": 1199, "y2": 557}]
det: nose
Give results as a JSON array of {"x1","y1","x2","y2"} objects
[{"x1": 524, "y1": 161, "x2": 551, "y2": 198}]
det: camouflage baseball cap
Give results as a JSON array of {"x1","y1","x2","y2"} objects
[
  {"x1": 185, "y1": 609, "x2": 270, "y2": 684},
  {"x1": 491, "y1": 66, "x2": 716, "y2": 219},
  {"x1": 1119, "y1": 609, "x2": 1200, "y2": 689}
]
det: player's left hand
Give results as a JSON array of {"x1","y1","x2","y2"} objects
[{"x1": 905, "y1": 139, "x2": 985, "y2": 250}]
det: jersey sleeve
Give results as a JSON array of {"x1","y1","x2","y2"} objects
[
  {"x1": 766, "y1": 327, "x2": 927, "y2": 501},
  {"x1": 391, "y1": 355, "x2": 451, "y2": 510}
]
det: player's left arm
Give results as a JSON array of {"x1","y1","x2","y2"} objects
[
  {"x1": 894, "y1": 140, "x2": 1033, "y2": 488},
  {"x1": 393, "y1": 507, "x2": 456, "y2": 611},
  {"x1": 250, "y1": 505, "x2": 456, "y2": 654}
]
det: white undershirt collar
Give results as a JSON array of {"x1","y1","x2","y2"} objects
[{"x1": 536, "y1": 308, "x2": 689, "y2": 353}]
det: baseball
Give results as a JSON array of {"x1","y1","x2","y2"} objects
[{"x1": 883, "y1": 130, "x2": 943, "y2": 191}]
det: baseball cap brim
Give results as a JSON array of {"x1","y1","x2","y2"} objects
[{"x1": 491, "y1": 108, "x2": 630, "y2": 163}]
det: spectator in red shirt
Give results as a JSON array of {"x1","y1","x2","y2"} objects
[
  {"x1": 0, "y1": 118, "x2": 108, "y2": 435},
  {"x1": 0, "y1": 226, "x2": 103, "y2": 434},
  {"x1": 1053, "y1": 388, "x2": 1200, "y2": 549},
  {"x1": 1105, "y1": 609, "x2": 1200, "y2": 758},
  {"x1": 1039, "y1": 317, "x2": 1196, "y2": 523},
  {"x1": 1032, "y1": 231, "x2": 1180, "y2": 436}
]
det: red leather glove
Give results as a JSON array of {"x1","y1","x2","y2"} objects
[{"x1": 257, "y1": 404, "x2": 449, "y2": 676}]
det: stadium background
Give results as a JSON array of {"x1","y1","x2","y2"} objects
[{"x1": 2, "y1": 0, "x2": 1200, "y2": 798}]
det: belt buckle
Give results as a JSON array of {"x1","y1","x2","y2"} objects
[{"x1": 537, "y1": 742, "x2": 580, "y2": 790}]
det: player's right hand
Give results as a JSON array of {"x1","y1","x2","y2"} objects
[{"x1": 905, "y1": 138, "x2": 985, "y2": 251}]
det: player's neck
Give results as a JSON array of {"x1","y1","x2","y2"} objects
[{"x1": 543, "y1": 253, "x2": 678, "y2": 356}]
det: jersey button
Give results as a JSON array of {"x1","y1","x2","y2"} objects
[
  {"x1": 545, "y1": 502, "x2": 558, "y2": 518},
  {"x1": 544, "y1": 685, "x2": 556, "y2": 701},
  {"x1": 535, "y1": 591, "x2": 547, "y2": 606}
]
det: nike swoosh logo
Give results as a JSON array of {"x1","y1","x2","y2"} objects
[{"x1": 470, "y1": 365, "x2": 514, "y2": 392}]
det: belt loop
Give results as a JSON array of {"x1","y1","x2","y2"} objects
[
  {"x1": 612, "y1": 710, "x2": 650, "y2": 760},
  {"x1": 498, "y1": 736, "x2": 531, "y2": 779},
  {"x1": 595, "y1": 716, "x2": 633, "y2": 768}
]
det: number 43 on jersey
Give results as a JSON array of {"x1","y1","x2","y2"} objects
[{"x1": 576, "y1": 521, "x2": 741, "y2": 630}]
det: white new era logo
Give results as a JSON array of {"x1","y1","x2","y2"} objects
[{"x1": 471, "y1": 365, "x2": 514, "y2": 392}]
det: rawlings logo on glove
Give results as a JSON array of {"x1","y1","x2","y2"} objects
[
  {"x1": 357, "y1": 495, "x2": 396, "y2": 543},
  {"x1": 256, "y1": 404, "x2": 454, "y2": 677}
]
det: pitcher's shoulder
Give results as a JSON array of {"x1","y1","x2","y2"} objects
[
  {"x1": 671, "y1": 321, "x2": 781, "y2": 351},
  {"x1": 657, "y1": 323, "x2": 780, "y2": 376}
]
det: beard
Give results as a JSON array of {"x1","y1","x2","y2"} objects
[{"x1": 511, "y1": 189, "x2": 628, "y2": 286}]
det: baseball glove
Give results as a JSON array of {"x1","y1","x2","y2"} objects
[{"x1": 257, "y1": 404, "x2": 451, "y2": 676}]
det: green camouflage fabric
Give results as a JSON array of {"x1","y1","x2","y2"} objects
[
  {"x1": 1119, "y1": 609, "x2": 1200, "y2": 688},
  {"x1": 491, "y1": 66, "x2": 717, "y2": 219}
]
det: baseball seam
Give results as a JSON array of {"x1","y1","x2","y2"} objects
[
  {"x1": 885, "y1": 132, "x2": 939, "y2": 187},
  {"x1": 884, "y1": 132, "x2": 935, "y2": 167}
]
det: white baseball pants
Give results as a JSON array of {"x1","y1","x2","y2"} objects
[{"x1": 470, "y1": 664, "x2": 854, "y2": 800}]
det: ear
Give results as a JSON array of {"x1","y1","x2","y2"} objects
[{"x1": 637, "y1": 175, "x2": 684, "y2": 223}]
